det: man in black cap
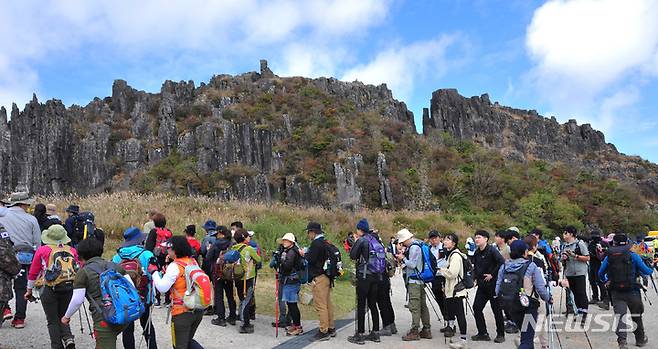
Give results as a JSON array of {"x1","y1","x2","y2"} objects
[
  {"x1": 304, "y1": 222, "x2": 335, "y2": 341},
  {"x1": 598, "y1": 233, "x2": 652, "y2": 349},
  {"x1": 63, "y1": 205, "x2": 79, "y2": 242},
  {"x1": 471, "y1": 230, "x2": 506, "y2": 343}
]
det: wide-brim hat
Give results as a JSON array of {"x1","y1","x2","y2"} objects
[
  {"x1": 42, "y1": 224, "x2": 71, "y2": 245},
  {"x1": 396, "y1": 228, "x2": 414, "y2": 243},
  {"x1": 508, "y1": 226, "x2": 520, "y2": 234},
  {"x1": 122, "y1": 226, "x2": 145, "y2": 247},
  {"x1": 279, "y1": 233, "x2": 296, "y2": 243},
  {"x1": 203, "y1": 219, "x2": 217, "y2": 231},
  {"x1": 6, "y1": 192, "x2": 34, "y2": 207}
]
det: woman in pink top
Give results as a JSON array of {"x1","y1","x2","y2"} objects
[{"x1": 25, "y1": 224, "x2": 79, "y2": 349}]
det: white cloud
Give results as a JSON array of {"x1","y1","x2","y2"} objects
[
  {"x1": 0, "y1": 0, "x2": 392, "y2": 110},
  {"x1": 524, "y1": 0, "x2": 658, "y2": 135},
  {"x1": 341, "y1": 35, "x2": 461, "y2": 101}
]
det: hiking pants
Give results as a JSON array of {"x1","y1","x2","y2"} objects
[
  {"x1": 13, "y1": 263, "x2": 28, "y2": 320},
  {"x1": 377, "y1": 276, "x2": 395, "y2": 328},
  {"x1": 122, "y1": 305, "x2": 157, "y2": 349},
  {"x1": 274, "y1": 277, "x2": 290, "y2": 325},
  {"x1": 171, "y1": 310, "x2": 204, "y2": 349},
  {"x1": 510, "y1": 307, "x2": 538, "y2": 349},
  {"x1": 94, "y1": 321, "x2": 127, "y2": 349},
  {"x1": 213, "y1": 279, "x2": 236, "y2": 320},
  {"x1": 566, "y1": 275, "x2": 588, "y2": 312},
  {"x1": 407, "y1": 282, "x2": 430, "y2": 330},
  {"x1": 610, "y1": 290, "x2": 645, "y2": 345},
  {"x1": 235, "y1": 278, "x2": 255, "y2": 326},
  {"x1": 431, "y1": 277, "x2": 448, "y2": 319},
  {"x1": 473, "y1": 283, "x2": 505, "y2": 337},
  {"x1": 356, "y1": 274, "x2": 380, "y2": 333},
  {"x1": 588, "y1": 260, "x2": 607, "y2": 301},
  {"x1": 446, "y1": 296, "x2": 467, "y2": 335},
  {"x1": 41, "y1": 286, "x2": 74, "y2": 349},
  {"x1": 311, "y1": 274, "x2": 335, "y2": 333}
]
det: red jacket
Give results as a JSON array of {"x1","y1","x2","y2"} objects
[{"x1": 187, "y1": 236, "x2": 201, "y2": 255}]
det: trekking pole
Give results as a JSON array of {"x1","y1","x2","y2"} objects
[
  {"x1": 548, "y1": 303, "x2": 563, "y2": 349},
  {"x1": 274, "y1": 272, "x2": 279, "y2": 338},
  {"x1": 82, "y1": 301, "x2": 94, "y2": 338},
  {"x1": 78, "y1": 308, "x2": 84, "y2": 334},
  {"x1": 422, "y1": 283, "x2": 442, "y2": 321}
]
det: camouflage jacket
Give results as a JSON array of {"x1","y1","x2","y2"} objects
[{"x1": 0, "y1": 238, "x2": 20, "y2": 302}]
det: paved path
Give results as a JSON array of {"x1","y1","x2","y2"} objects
[{"x1": 1, "y1": 273, "x2": 657, "y2": 348}]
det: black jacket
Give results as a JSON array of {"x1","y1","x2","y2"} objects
[
  {"x1": 279, "y1": 245, "x2": 303, "y2": 284},
  {"x1": 473, "y1": 244, "x2": 505, "y2": 286},
  {"x1": 204, "y1": 238, "x2": 233, "y2": 275},
  {"x1": 305, "y1": 236, "x2": 328, "y2": 280},
  {"x1": 350, "y1": 236, "x2": 370, "y2": 278}
]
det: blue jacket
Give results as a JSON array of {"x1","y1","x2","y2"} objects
[
  {"x1": 112, "y1": 245, "x2": 155, "y2": 304},
  {"x1": 598, "y1": 250, "x2": 653, "y2": 292},
  {"x1": 495, "y1": 258, "x2": 551, "y2": 302},
  {"x1": 538, "y1": 239, "x2": 553, "y2": 254}
]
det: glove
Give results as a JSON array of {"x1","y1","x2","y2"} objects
[{"x1": 147, "y1": 260, "x2": 159, "y2": 275}]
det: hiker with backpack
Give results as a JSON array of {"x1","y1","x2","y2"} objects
[
  {"x1": 269, "y1": 241, "x2": 291, "y2": 329},
  {"x1": 495, "y1": 240, "x2": 552, "y2": 349},
  {"x1": 199, "y1": 220, "x2": 218, "y2": 258},
  {"x1": 347, "y1": 219, "x2": 383, "y2": 344},
  {"x1": 428, "y1": 230, "x2": 449, "y2": 325},
  {"x1": 185, "y1": 225, "x2": 201, "y2": 259},
  {"x1": 524, "y1": 235, "x2": 550, "y2": 349},
  {"x1": 231, "y1": 228, "x2": 262, "y2": 334},
  {"x1": 276, "y1": 232, "x2": 305, "y2": 336},
  {"x1": 246, "y1": 230, "x2": 262, "y2": 320},
  {"x1": 111, "y1": 227, "x2": 158, "y2": 349},
  {"x1": 144, "y1": 213, "x2": 173, "y2": 307},
  {"x1": 0, "y1": 192, "x2": 41, "y2": 329},
  {"x1": 598, "y1": 232, "x2": 652, "y2": 349},
  {"x1": 63, "y1": 205, "x2": 80, "y2": 244},
  {"x1": 587, "y1": 230, "x2": 609, "y2": 309},
  {"x1": 438, "y1": 233, "x2": 471, "y2": 349},
  {"x1": 530, "y1": 229, "x2": 560, "y2": 285},
  {"x1": 26, "y1": 224, "x2": 79, "y2": 349},
  {"x1": 0, "y1": 224, "x2": 20, "y2": 328},
  {"x1": 395, "y1": 228, "x2": 433, "y2": 342},
  {"x1": 151, "y1": 236, "x2": 211, "y2": 349},
  {"x1": 372, "y1": 229, "x2": 397, "y2": 337},
  {"x1": 62, "y1": 238, "x2": 142, "y2": 349},
  {"x1": 205, "y1": 226, "x2": 237, "y2": 326},
  {"x1": 71, "y1": 211, "x2": 105, "y2": 248},
  {"x1": 559, "y1": 225, "x2": 590, "y2": 324},
  {"x1": 304, "y1": 221, "x2": 337, "y2": 341},
  {"x1": 471, "y1": 230, "x2": 506, "y2": 343}
]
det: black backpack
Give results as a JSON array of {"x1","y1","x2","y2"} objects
[
  {"x1": 607, "y1": 245, "x2": 635, "y2": 292},
  {"x1": 324, "y1": 240, "x2": 343, "y2": 287},
  {"x1": 74, "y1": 212, "x2": 97, "y2": 241},
  {"x1": 452, "y1": 250, "x2": 474, "y2": 294},
  {"x1": 498, "y1": 261, "x2": 532, "y2": 313}
]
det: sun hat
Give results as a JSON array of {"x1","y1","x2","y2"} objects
[
  {"x1": 396, "y1": 228, "x2": 414, "y2": 243},
  {"x1": 122, "y1": 226, "x2": 145, "y2": 247},
  {"x1": 42, "y1": 224, "x2": 71, "y2": 245},
  {"x1": 6, "y1": 192, "x2": 34, "y2": 207},
  {"x1": 280, "y1": 233, "x2": 296, "y2": 243},
  {"x1": 508, "y1": 226, "x2": 520, "y2": 234}
]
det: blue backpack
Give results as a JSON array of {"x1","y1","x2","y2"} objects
[
  {"x1": 86, "y1": 262, "x2": 144, "y2": 326},
  {"x1": 297, "y1": 257, "x2": 310, "y2": 284},
  {"x1": 408, "y1": 242, "x2": 436, "y2": 282},
  {"x1": 365, "y1": 234, "x2": 386, "y2": 274}
]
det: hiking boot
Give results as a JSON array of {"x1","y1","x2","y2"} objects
[
  {"x1": 11, "y1": 319, "x2": 25, "y2": 329},
  {"x1": 347, "y1": 333, "x2": 366, "y2": 345},
  {"x1": 378, "y1": 326, "x2": 392, "y2": 336},
  {"x1": 597, "y1": 301, "x2": 610, "y2": 310},
  {"x1": 402, "y1": 328, "x2": 420, "y2": 341},
  {"x1": 493, "y1": 334, "x2": 505, "y2": 343},
  {"x1": 239, "y1": 325, "x2": 254, "y2": 334},
  {"x1": 504, "y1": 322, "x2": 518, "y2": 334},
  {"x1": 63, "y1": 337, "x2": 75, "y2": 349},
  {"x1": 204, "y1": 307, "x2": 214, "y2": 316},
  {"x1": 211, "y1": 318, "x2": 227, "y2": 327},
  {"x1": 440, "y1": 324, "x2": 451, "y2": 333},
  {"x1": 618, "y1": 342, "x2": 628, "y2": 349},
  {"x1": 250, "y1": 314, "x2": 256, "y2": 320},
  {"x1": 2, "y1": 307, "x2": 12, "y2": 321},
  {"x1": 471, "y1": 333, "x2": 491, "y2": 341},
  {"x1": 448, "y1": 338, "x2": 468, "y2": 349},
  {"x1": 226, "y1": 316, "x2": 236, "y2": 326},
  {"x1": 389, "y1": 323, "x2": 398, "y2": 334},
  {"x1": 444, "y1": 326, "x2": 456, "y2": 337},
  {"x1": 636, "y1": 336, "x2": 649, "y2": 347},
  {"x1": 366, "y1": 331, "x2": 381, "y2": 342},
  {"x1": 588, "y1": 298, "x2": 599, "y2": 305},
  {"x1": 313, "y1": 330, "x2": 331, "y2": 341},
  {"x1": 328, "y1": 327, "x2": 337, "y2": 337},
  {"x1": 286, "y1": 325, "x2": 303, "y2": 336},
  {"x1": 271, "y1": 321, "x2": 290, "y2": 328},
  {"x1": 419, "y1": 327, "x2": 432, "y2": 339}
]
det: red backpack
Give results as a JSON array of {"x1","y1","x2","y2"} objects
[
  {"x1": 118, "y1": 250, "x2": 149, "y2": 298},
  {"x1": 153, "y1": 228, "x2": 173, "y2": 257}
]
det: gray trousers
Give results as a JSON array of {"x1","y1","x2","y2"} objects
[
  {"x1": 611, "y1": 290, "x2": 645, "y2": 345},
  {"x1": 41, "y1": 286, "x2": 74, "y2": 349}
]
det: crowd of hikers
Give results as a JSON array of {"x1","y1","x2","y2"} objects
[{"x1": 0, "y1": 191, "x2": 657, "y2": 349}]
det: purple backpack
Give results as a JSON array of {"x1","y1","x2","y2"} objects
[{"x1": 365, "y1": 234, "x2": 386, "y2": 274}]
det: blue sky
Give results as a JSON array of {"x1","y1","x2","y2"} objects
[{"x1": 1, "y1": 0, "x2": 657, "y2": 162}]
